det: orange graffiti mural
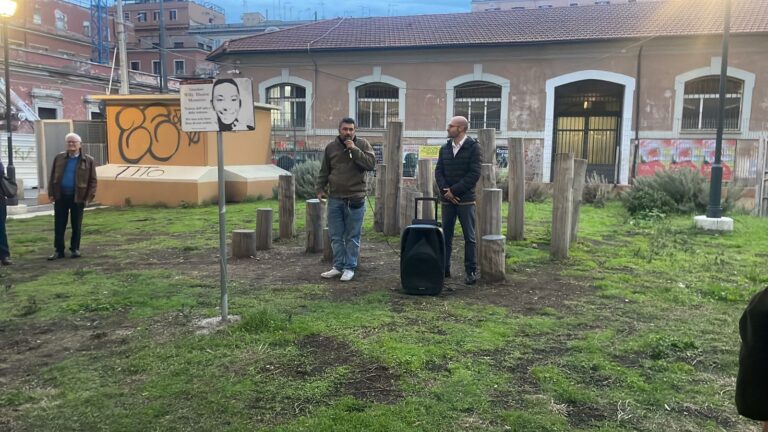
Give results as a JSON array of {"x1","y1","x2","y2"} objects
[{"x1": 106, "y1": 102, "x2": 204, "y2": 166}]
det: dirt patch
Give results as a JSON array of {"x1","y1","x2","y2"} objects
[
  {"x1": 0, "y1": 316, "x2": 132, "y2": 386},
  {"x1": 297, "y1": 334, "x2": 402, "y2": 404}
]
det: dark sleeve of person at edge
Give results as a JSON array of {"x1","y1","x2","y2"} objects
[{"x1": 736, "y1": 286, "x2": 768, "y2": 420}]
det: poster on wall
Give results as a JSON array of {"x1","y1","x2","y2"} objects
[
  {"x1": 637, "y1": 139, "x2": 736, "y2": 181},
  {"x1": 180, "y1": 78, "x2": 255, "y2": 132}
]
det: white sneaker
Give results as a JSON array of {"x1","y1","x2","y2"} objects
[
  {"x1": 321, "y1": 268, "x2": 342, "y2": 278},
  {"x1": 340, "y1": 269, "x2": 355, "y2": 281}
]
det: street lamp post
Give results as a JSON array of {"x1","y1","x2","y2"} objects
[
  {"x1": 705, "y1": 0, "x2": 731, "y2": 219},
  {"x1": 0, "y1": 0, "x2": 17, "y2": 206}
]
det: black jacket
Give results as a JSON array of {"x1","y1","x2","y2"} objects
[
  {"x1": 434, "y1": 136, "x2": 482, "y2": 203},
  {"x1": 736, "y1": 286, "x2": 768, "y2": 420}
]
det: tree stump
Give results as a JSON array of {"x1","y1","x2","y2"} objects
[
  {"x1": 374, "y1": 164, "x2": 386, "y2": 232},
  {"x1": 306, "y1": 199, "x2": 324, "y2": 253},
  {"x1": 477, "y1": 128, "x2": 496, "y2": 164},
  {"x1": 384, "y1": 122, "x2": 403, "y2": 236},
  {"x1": 278, "y1": 174, "x2": 295, "y2": 239},
  {"x1": 570, "y1": 159, "x2": 588, "y2": 244},
  {"x1": 507, "y1": 138, "x2": 525, "y2": 241},
  {"x1": 231, "y1": 229, "x2": 256, "y2": 258},
  {"x1": 255, "y1": 208, "x2": 273, "y2": 250},
  {"x1": 480, "y1": 234, "x2": 506, "y2": 282},
  {"x1": 417, "y1": 159, "x2": 434, "y2": 219},
  {"x1": 478, "y1": 188, "x2": 502, "y2": 268},
  {"x1": 551, "y1": 153, "x2": 574, "y2": 260}
]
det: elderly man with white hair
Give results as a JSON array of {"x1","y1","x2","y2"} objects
[{"x1": 47, "y1": 132, "x2": 98, "y2": 260}]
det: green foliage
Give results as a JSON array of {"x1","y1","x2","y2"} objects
[
  {"x1": 290, "y1": 160, "x2": 321, "y2": 200},
  {"x1": 582, "y1": 172, "x2": 612, "y2": 207},
  {"x1": 496, "y1": 167, "x2": 509, "y2": 200},
  {"x1": 623, "y1": 187, "x2": 677, "y2": 219},
  {"x1": 622, "y1": 169, "x2": 744, "y2": 217},
  {"x1": 525, "y1": 181, "x2": 550, "y2": 203}
]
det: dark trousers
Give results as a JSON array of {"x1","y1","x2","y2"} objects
[
  {"x1": 0, "y1": 203, "x2": 8, "y2": 258},
  {"x1": 54, "y1": 195, "x2": 85, "y2": 253},
  {"x1": 441, "y1": 203, "x2": 477, "y2": 274}
]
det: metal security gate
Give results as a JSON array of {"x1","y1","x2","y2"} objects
[
  {"x1": 74, "y1": 120, "x2": 107, "y2": 166},
  {"x1": 552, "y1": 80, "x2": 623, "y2": 183}
]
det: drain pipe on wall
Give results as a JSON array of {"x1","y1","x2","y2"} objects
[{"x1": 630, "y1": 44, "x2": 644, "y2": 184}]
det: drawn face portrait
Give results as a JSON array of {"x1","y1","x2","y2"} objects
[{"x1": 212, "y1": 81, "x2": 241, "y2": 126}]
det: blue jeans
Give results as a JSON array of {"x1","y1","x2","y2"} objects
[
  {"x1": 441, "y1": 203, "x2": 477, "y2": 274},
  {"x1": 327, "y1": 197, "x2": 366, "y2": 271}
]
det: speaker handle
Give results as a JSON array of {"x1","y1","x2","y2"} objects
[{"x1": 414, "y1": 196, "x2": 439, "y2": 221}]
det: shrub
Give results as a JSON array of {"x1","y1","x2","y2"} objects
[
  {"x1": 496, "y1": 168, "x2": 508, "y2": 200},
  {"x1": 622, "y1": 168, "x2": 744, "y2": 217},
  {"x1": 582, "y1": 172, "x2": 612, "y2": 207},
  {"x1": 290, "y1": 160, "x2": 321, "y2": 200},
  {"x1": 622, "y1": 187, "x2": 676, "y2": 218},
  {"x1": 525, "y1": 182, "x2": 551, "y2": 203}
]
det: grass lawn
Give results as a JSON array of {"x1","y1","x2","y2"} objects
[{"x1": 0, "y1": 198, "x2": 765, "y2": 431}]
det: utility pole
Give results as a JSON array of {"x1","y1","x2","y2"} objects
[
  {"x1": 159, "y1": 0, "x2": 167, "y2": 93},
  {"x1": 115, "y1": 0, "x2": 129, "y2": 94}
]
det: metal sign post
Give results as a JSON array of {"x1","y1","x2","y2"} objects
[
  {"x1": 180, "y1": 78, "x2": 254, "y2": 323},
  {"x1": 216, "y1": 130, "x2": 228, "y2": 321}
]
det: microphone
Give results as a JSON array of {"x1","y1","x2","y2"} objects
[{"x1": 345, "y1": 137, "x2": 353, "y2": 158}]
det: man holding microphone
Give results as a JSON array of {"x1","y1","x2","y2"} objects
[{"x1": 316, "y1": 117, "x2": 376, "y2": 282}]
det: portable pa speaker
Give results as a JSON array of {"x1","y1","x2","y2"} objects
[{"x1": 400, "y1": 197, "x2": 445, "y2": 295}]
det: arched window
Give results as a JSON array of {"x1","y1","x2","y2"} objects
[
  {"x1": 682, "y1": 76, "x2": 743, "y2": 130},
  {"x1": 453, "y1": 81, "x2": 501, "y2": 130},
  {"x1": 266, "y1": 83, "x2": 306, "y2": 129},
  {"x1": 356, "y1": 83, "x2": 399, "y2": 129}
]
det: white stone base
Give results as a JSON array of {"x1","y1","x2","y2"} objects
[
  {"x1": 194, "y1": 315, "x2": 241, "y2": 335},
  {"x1": 6, "y1": 204, "x2": 28, "y2": 215},
  {"x1": 694, "y1": 215, "x2": 734, "y2": 232}
]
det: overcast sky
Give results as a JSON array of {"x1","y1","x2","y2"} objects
[{"x1": 215, "y1": 0, "x2": 470, "y2": 23}]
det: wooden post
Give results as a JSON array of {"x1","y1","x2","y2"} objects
[
  {"x1": 323, "y1": 227, "x2": 332, "y2": 262},
  {"x1": 476, "y1": 163, "x2": 496, "y2": 208},
  {"x1": 278, "y1": 174, "x2": 295, "y2": 239},
  {"x1": 570, "y1": 159, "x2": 588, "y2": 244},
  {"x1": 374, "y1": 164, "x2": 386, "y2": 232},
  {"x1": 384, "y1": 122, "x2": 403, "y2": 236},
  {"x1": 399, "y1": 188, "x2": 422, "y2": 234},
  {"x1": 551, "y1": 153, "x2": 574, "y2": 260},
  {"x1": 255, "y1": 208, "x2": 273, "y2": 250},
  {"x1": 477, "y1": 128, "x2": 496, "y2": 164},
  {"x1": 478, "y1": 188, "x2": 502, "y2": 270},
  {"x1": 475, "y1": 163, "x2": 496, "y2": 259},
  {"x1": 507, "y1": 138, "x2": 525, "y2": 241},
  {"x1": 480, "y1": 235, "x2": 506, "y2": 282},
  {"x1": 417, "y1": 159, "x2": 434, "y2": 219},
  {"x1": 231, "y1": 229, "x2": 256, "y2": 258},
  {"x1": 305, "y1": 199, "x2": 324, "y2": 253}
]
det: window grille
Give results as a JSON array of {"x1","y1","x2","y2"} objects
[
  {"x1": 682, "y1": 76, "x2": 743, "y2": 131},
  {"x1": 266, "y1": 84, "x2": 306, "y2": 129},
  {"x1": 454, "y1": 81, "x2": 501, "y2": 130},
  {"x1": 356, "y1": 83, "x2": 399, "y2": 129}
]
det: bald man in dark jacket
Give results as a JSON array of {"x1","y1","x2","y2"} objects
[{"x1": 435, "y1": 116, "x2": 482, "y2": 285}]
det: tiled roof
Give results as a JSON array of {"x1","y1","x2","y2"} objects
[{"x1": 210, "y1": 0, "x2": 768, "y2": 58}]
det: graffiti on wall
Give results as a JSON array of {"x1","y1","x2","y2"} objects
[
  {"x1": 114, "y1": 165, "x2": 167, "y2": 180},
  {"x1": 115, "y1": 103, "x2": 201, "y2": 164},
  {"x1": 637, "y1": 139, "x2": 736, "y2": 180}
]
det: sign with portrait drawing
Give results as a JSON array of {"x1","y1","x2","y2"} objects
[{"x1": 180, "y1": 78, "x2": 255, "y2": 132}]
